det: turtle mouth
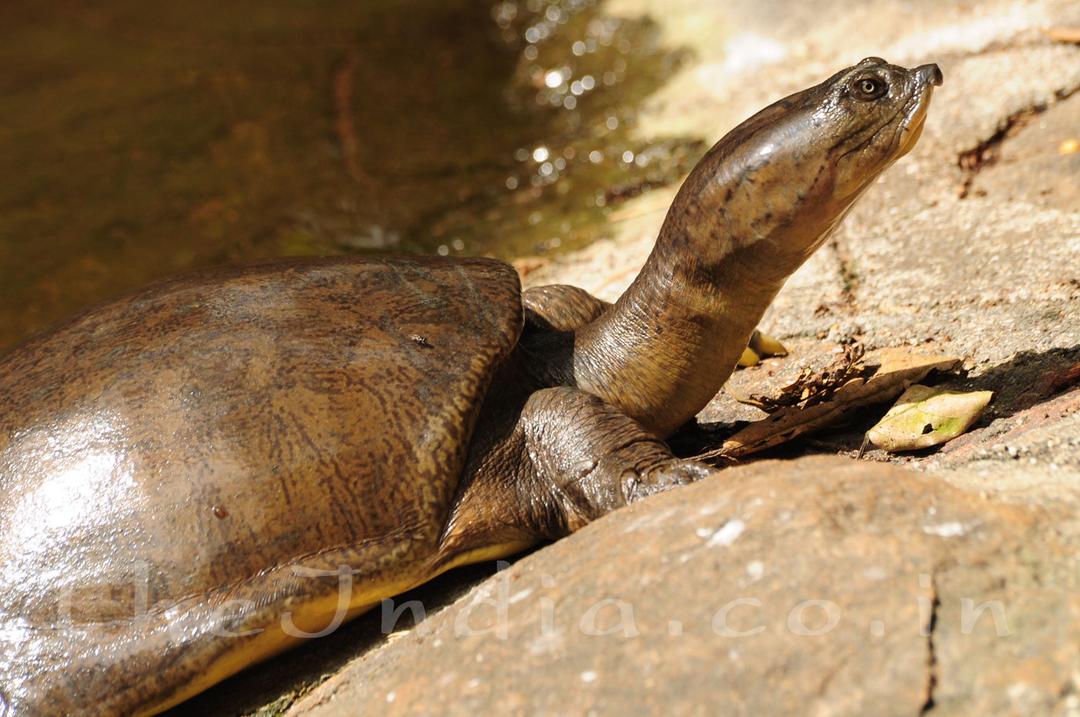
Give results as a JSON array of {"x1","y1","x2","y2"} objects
[
  {"x1": 897, "y1": 95, "x2": 929, "y2": 154},
  {"x1": 896, "y1": 71, "x2": 940, "y2": 156}
]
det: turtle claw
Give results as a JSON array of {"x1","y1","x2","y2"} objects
[
  {"x1": 738, "y1": 330, "x2": 788, "y2": 367},
  {"x1": 624, "y1": 459, "x2": 713, "y2": 502}
]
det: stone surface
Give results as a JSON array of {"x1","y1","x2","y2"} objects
[
  {"x1": 289, "y1": 458, "x2": 1080, "y2": 717},
  {"x1": 970, "y1": 93, "x2": 1080, "y2": 208}
]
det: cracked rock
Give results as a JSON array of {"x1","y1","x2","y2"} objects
[{"x1": 288, "y1": 457, "x2": 1080, "y2": 717}]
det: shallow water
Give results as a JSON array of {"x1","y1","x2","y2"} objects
[{"x1": 0, "y1": 0, "x2": 700, "y2": 352}]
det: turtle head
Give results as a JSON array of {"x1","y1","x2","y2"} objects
[
  {"x1": 818, "y1": 57, "x2": 943, "y2": 203},
  {"x1": 745, "y1": 56, "x2": 943, "y2": 221},
  {"x1": 653, "y1": 58, "x2": 942, "y2": 277}
]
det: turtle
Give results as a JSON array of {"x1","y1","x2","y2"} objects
[{"x1": 0, "y1": 58, "x2": 942, "y2": 715}]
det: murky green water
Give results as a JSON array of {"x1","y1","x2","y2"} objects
[{"x1": 0, "y1": 0, "x2": 699, "y2": 352}]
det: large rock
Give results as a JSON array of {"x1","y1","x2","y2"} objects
[{"x1": 289, "y1": 457, "x2": 1080, "y2": 716}]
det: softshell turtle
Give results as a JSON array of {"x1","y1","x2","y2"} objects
[{"x1": 0, "y1": 58, "x2": 941, "y2": 715}]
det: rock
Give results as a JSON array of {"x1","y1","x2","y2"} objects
[
  {"x1": 288, "y1": 457, "x2": 1080, "y2": 716},
  {"x1": 969, "y1": 92, "x2": 1080, "y2": 209}
]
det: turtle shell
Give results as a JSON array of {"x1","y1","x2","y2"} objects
[{"x1": 0, "y1": 255, "x2": 522, "y2": 713}]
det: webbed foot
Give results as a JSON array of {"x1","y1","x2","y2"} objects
[
  {"x1": 519, "y1": 387, "x2": 715, "y2": 533},
  {"x1": 622, "y1": 460, "x2": 713, "y2": 503}
]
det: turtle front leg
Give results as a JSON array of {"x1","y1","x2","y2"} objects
[
  {"x1": 519, "y1": 386, "x2": 712, "y2": 535},
  {"x1": 438, "y1": 386, "x2": 710, "y2": 560},
  {"x1": 522, "y1": 284, "x2": 610, "y2": 332}
]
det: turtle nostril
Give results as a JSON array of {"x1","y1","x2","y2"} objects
[{"x1": 916, "y1": 63, "x2": 943, "y2": 87}]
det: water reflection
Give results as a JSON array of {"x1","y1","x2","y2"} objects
[{"x1": 0, "y1": 0, "x2": 700, "y2": 352}]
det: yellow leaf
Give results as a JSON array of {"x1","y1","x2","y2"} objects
[{"x1": 866, "y1": 385, "x2": 993, "y2": 452}]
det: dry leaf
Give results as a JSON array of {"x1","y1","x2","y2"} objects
[
  {"x1": 1047, "y1": 361, "x2": 1080, "y2": 394},
  {"x1": 1047, "y1": 27, "x2": 1080, "y2": 44},
  {"x1": 737, "y1": 330, "x2": 790, "y2": 368},
  {"x1": 866, "y1": 385, "x2": 993, "y2": 452},
  {"x1": 738, "y1": 343, "x2": 865, "y2": 410},
  {"x1": 696, "y1": 349, "x2": 961, "y2": 460},
  {"x1": 512, "y1": 256, "x2": 550, "y2": 278}
]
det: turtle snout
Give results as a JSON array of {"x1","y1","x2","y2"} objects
[{"x1": 915, "y1": 63, "x2": 943, "y2": 87}]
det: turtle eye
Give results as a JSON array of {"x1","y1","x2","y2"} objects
[{"x1": 853, "y1": 76, "x2": 886, "y2": 100}]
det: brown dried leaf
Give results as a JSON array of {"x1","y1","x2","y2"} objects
[
  {"x1": 1047, "y1": 27, "x2": 1080, "y2": 44},
  {"x1": 696, "y1": 349, "x2": 961, "y2": 461},
  {"x1": 512, "y1": 256, "x2": 550, "y2": 279},
  {"x1": 738, "y1": 343, "x2": 866, "y2": 412}
]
